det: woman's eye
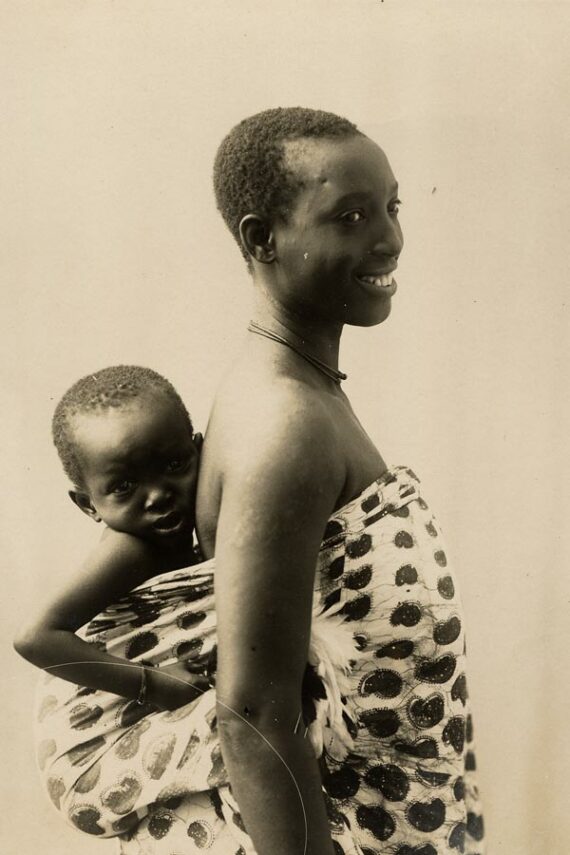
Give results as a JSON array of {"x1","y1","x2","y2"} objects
[
  {"x1": 340, "y1": 210, "x2": 365, "y2": 224},
  {"x1": 389, "y1": 198, "x2": 403, "y2": 215}
]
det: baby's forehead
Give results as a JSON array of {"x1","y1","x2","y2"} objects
[{"x1": 71, "y1": 393, "x2": 186, "y2": 443}]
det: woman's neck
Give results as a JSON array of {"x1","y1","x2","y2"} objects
[{"x1": 251, "y1": 294, "x2": 343, "y2": 371}]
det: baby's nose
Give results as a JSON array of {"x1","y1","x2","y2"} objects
[{"x1": 144, "y1": 486, "x2": 173, "y2": 510}]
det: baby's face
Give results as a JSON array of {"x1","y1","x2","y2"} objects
[{"x1": 72, "y1": 392, "x2": 199, "y2": 544}]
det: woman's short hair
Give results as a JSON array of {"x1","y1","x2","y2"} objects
[{"x1": 213, "y1": 106, "x2": 362, "y2": 260}]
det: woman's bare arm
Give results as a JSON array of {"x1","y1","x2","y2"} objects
[
  {"x1": 13, "y1": 531, "x2": 205, "y2": 709},
  {"x1": 214, "y1": 392, "x2": 345, "y2": 855}
]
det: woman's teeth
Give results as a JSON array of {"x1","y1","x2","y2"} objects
[{"x1": 360, "y1": 273, "x2": 394, "y2": 288}]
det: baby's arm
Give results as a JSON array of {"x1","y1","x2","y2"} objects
[{"x1": 13, "y1": 531, "x2": 205, "y2": 710}]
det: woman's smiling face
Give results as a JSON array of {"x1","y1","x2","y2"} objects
[{"x1": 270, "y1": 134, "x2": 404, "y2": 328}]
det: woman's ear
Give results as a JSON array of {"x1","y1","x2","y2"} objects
[
  {"x1": 68, "y1": 489, "x2": 102, "y2": 522},
  {"x1": 239, "y1": 214, "x2": 275, "y2": 264}
]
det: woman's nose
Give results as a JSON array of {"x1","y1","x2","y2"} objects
[{"x1": 371, "y1": 216, "x2": 403, "y2": 260}]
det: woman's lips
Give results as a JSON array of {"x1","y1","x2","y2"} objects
[{"x1": 356, "y1": 271, "x2": 397, "y2": 296}]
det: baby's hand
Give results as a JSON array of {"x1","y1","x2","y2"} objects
[{"x1": 147, "y1": 661, "x2": 210, "y2": 711}]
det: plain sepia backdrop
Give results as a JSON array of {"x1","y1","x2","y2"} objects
[{"x1": 1, "y1": 2, "x2": 569, "y2": 853}]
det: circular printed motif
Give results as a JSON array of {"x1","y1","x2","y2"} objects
[
  {"x1": 327, "y1": 556, "x2": 345, "y2": 579},
  {"x1": 451, "y1": 673, "x2": 468, "y2": 706},
  {"x1": 407, "y1": 798, "x2": 446, "y2": 832},
  {"x1": 365, "y1": 763, "x2": 410, "y2": 801},
  {"x1": 187, "y1": 820, "x2": 213, "y2": 848},
  {"x1": 345, "y1": 565, "x2": 373, "y2": 590},
  {"x1": 465, "y1": 750, "x2": 477, "y2": 771},
  {"x1": 415, "y1": 767, "x2": 451, "y2": 788},
  {"x1": 69, "y1": 703, "x2": 104, "y2": 731},
  {"x1": 437, "y1": 576, "x2": 455, "y2": 599},
  {"x1": 362, "y1": 493, "x2": 380, "y2": 513},
  {"x1": 359, "y1": 708, "x2": 401, "y2": 738},
  {"x1": 323, "y1": 766, "x2": 360, "y2": 800},
  {"x1": 112, "y1": 812, "x2": 140, "y2": 834},
  {"x1": 394, "y1": 737, "x2": 439, "y2": 759},
  {"x1": 142, "y1": 733, "x2": 177, "y2": 780},
  {"x1": 342, "y1": 595, "x2": 372, "y2": 621},
  {"x1": 69, "y1": 805, "x2": 106, "y2": 836},
  {"x1": 441, "y1": 715, "x2": 465, "y2": 754},
  {"x1": 395, "y1": 846, "x2": 437, "y2": 855},
  {"x1": 148, "y1": 810, "x2": 175, "y2": 840},
  {"x1": 415, "y1": 655, "x2": 456, "y2": 684},
  {"x1": 125, "y1": 631, "x2": 160, "y2": 660},
  {"x1": 346, "y1": 534, "x2": 372, "y2": 559},
  {"x1": 356, "y1": 804, "x2": 395, "y2": 841},
  {"x1": 37, "y1": 738, "x2": 57, "y2": 771},
  {"x1": 453, "y1": 777, "x2": 465, "y2": 801},
  {"x1": 324, "y1": 520, "x2": 343, "y2": 540},
  {"x1": 394, "y1": 531, "x2": 414, "y2": 549},
  {"x1": 395, "y1": 565, "x2": 418, "y2": 586},
  {"x1": 75, "y1": 762, "x2": 101, "y2": 794},
  {"x1": 361, "y1": 669, "x2": 403, "y2": 699},
  {"x1": 433, "y1": 616, "x2": 461, "y2": 645},
  {"x1": 434, "y1": 550, "x2": 447, "y2": 567},
  {"x1": 175, "y1": 637, "x2": 204, "y2": 658},
  {"x1": 115, "y1": 718, "x2": 152, "y2": 759},
  {"x1": 390, "y1": 603, "x2": 422, "y2": 627},
  {"x1": 425, "y1": 521, "x2": 438, "y2": 537},
  {"x1": 408, "y1": 693, "x2": 445, "y2": 729},
  {"x1": 67, "y1": 735, "x2": 106, "y2": 767},
  {"x1": 467, "y1": 811, "x2": 485, "y2": 841},
  {"x1": 391, "y1": 505, "x2": 410, "y2": 518},
  {"x1": 101, "y1": 771, "x2": 143, "y2": 814},
  {"x1": 46, "y1": 776, "x2": 66, "y2": 809},
  {"x1": 449, "y1": 821, "x2": 466, "y2": 850},
  {"x1": 177, "y1": 611, "x2": 207, "y2": 630},
  {"x1": 376, "y1": 639, "x2": 414, "y2": 660}
]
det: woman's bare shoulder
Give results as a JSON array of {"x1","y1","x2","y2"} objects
[{"x1": 209, "y1": 368, "x2": 339, "y2": 465}]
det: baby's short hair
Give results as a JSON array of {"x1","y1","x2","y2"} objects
[
  {"x1": 52, "y1": 365, "x2": 192, "y2": 487},
  {"x1": 213, "y1": 106, "x2": 362, "y2": 260}
]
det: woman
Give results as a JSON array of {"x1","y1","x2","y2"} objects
[{"x1": 121, "y1": 107, "x2": 485, "y2": 855}]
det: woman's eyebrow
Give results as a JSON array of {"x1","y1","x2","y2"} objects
[{"x1": 333, "y1": 184, "x2": 399, "y2": 208}]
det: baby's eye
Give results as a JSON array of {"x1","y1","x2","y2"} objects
[
  {"x1": 109, "y1": 480, "x2": 135, "y2": 496},
  {"x1": 389, "y1": 198, "x2": 403, "y2": 215},
  {"x1": 339, "y1": 210, "x2": 366, "y2": 225},
  {"x1": 166, "y1": 457, "x2": 188, "y2": 473}
]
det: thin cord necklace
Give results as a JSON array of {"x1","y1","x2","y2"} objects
[{"x1": 247, "y1": 320, "x2": 347, "y2": 384}]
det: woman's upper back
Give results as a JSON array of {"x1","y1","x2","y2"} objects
[{"x1": 195, "y1": 344, "x2": 387, "y2": 559}]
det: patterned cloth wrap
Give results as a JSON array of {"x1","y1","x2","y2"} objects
[
  {"x1": 34, "y1": 554, "x2": 357, "y2": 840},
  {"x1": 34, "y1": 466, "x2": 486, "y2": 855}
]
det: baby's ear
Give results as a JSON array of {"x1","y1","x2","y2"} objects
[{"x1": 68, "y1": 489, "x2": 102, "y2": 523}]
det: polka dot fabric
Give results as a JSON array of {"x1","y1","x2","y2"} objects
[
  {"x1": 313, "y1": 466, "x2": 486, "y2": 854},
  {"x1": 34, "y1": 466, "x2": 485, "y2": 854}
]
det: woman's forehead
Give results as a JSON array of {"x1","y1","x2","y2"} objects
[{"x1": 283, "y1": 135, "x2": 396, "y2": 199}]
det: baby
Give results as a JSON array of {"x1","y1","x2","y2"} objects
[
  {"x1": 14, "y1": 364, "x2": 353, "y2": 840},
  {"x1": 15, "y1": 364, "x2": 209, "y2": 713}
]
